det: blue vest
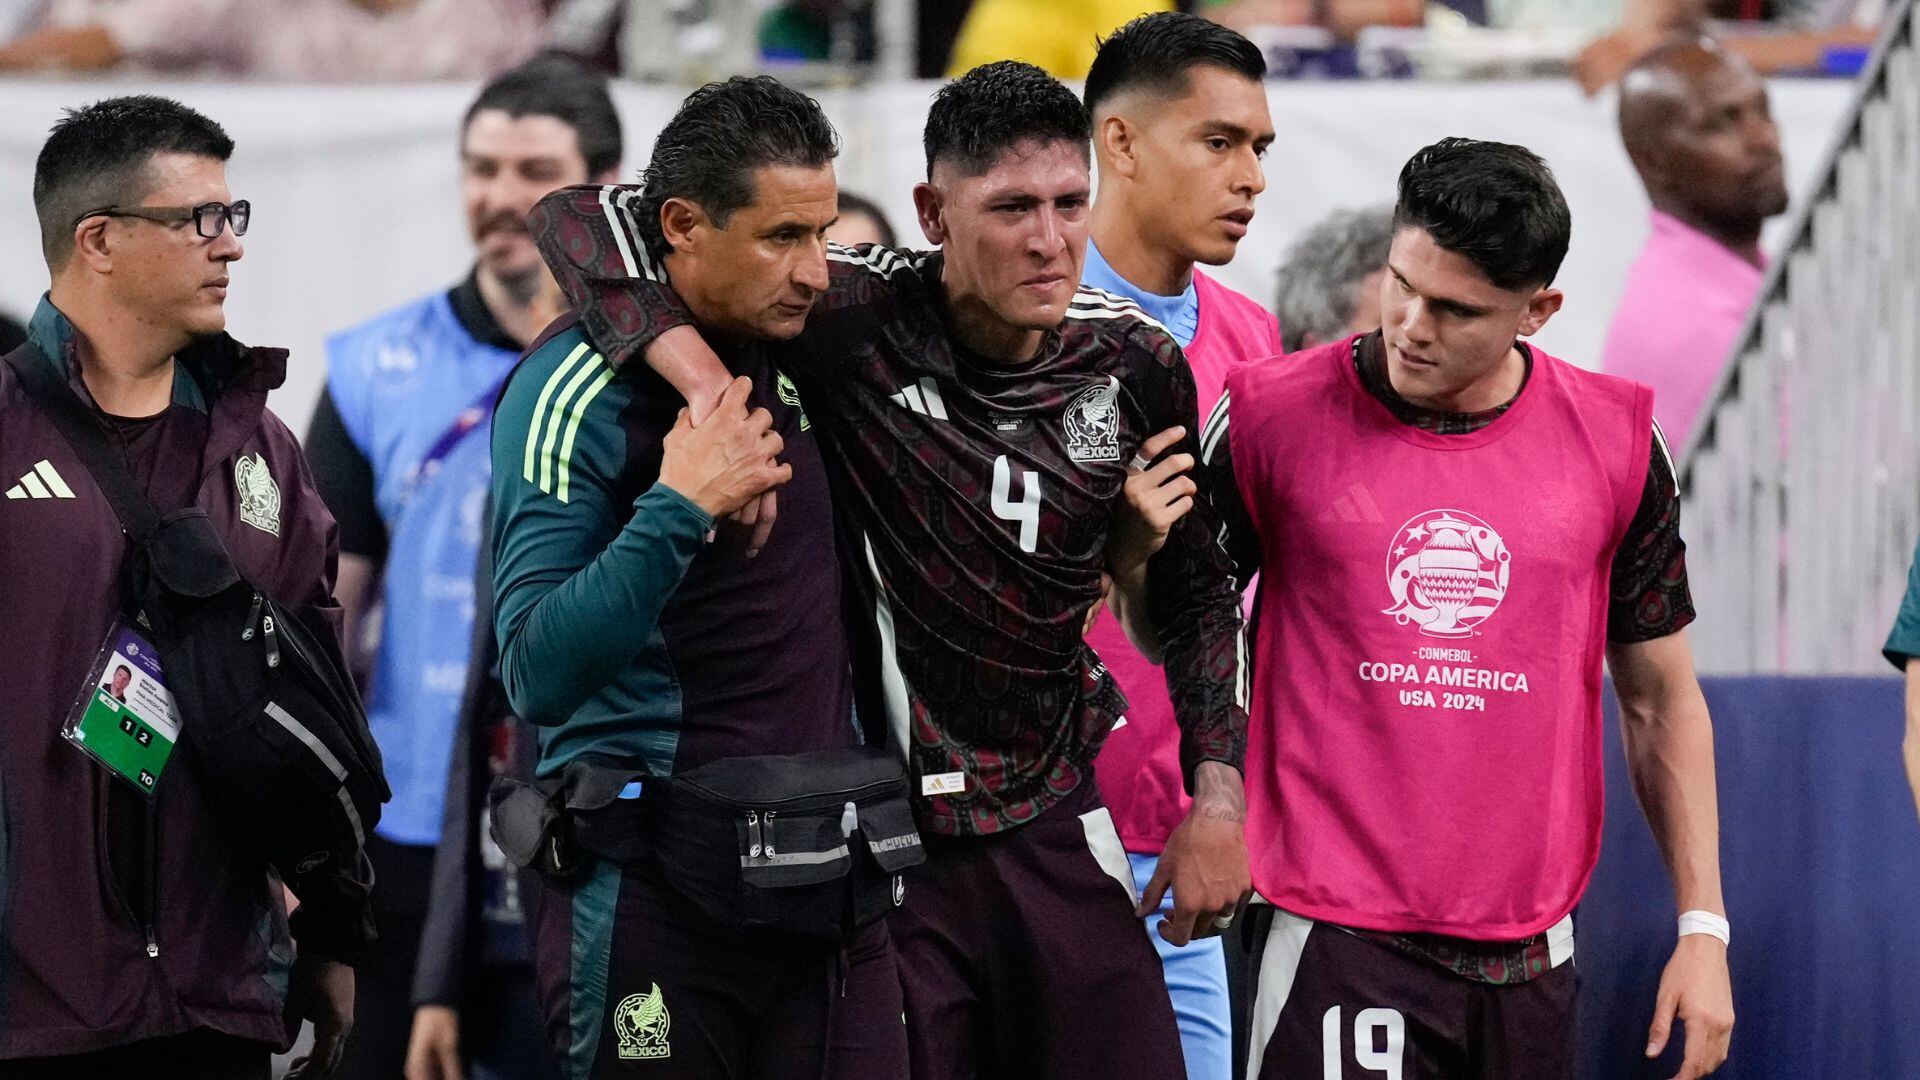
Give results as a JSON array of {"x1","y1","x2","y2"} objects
[{"x1": 326, "y1": 292, "x2": 519, "y2": 846}]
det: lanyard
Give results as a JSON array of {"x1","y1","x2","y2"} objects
[{"x1": 404, "y1": 368, "x2": 513, "y2": 497}]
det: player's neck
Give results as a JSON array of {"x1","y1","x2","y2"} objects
[
  {"x1": 943, "y1": 289, "x2": 1044, "y2": 364},
  {"x1": 1091, "y1": 199, "x2": 1193, "y2": 297}
]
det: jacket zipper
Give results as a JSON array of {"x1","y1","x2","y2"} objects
[{"x1": 143, "y1": 799, "x2": 160, "y2": 958}]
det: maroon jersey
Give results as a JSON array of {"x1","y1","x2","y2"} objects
[{"x1": 532, "y1": 185, "x2": 1247, "y2": 836}]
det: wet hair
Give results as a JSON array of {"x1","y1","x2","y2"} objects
[
  {"x1": 1391, "y1": 137, "x2": 1571, "y2": 291},
  {"x1": 836, "y1": 191, "x2": 897, "y2": 247},
  {"x1": 637, "y1": 76, "x2": 839, "y2": 258},
  {"x1": 33, "y1": 95, "x2": 233, "y2": 269},
  {"x1": 463, "y1": 52, "x2": 624, "y2": 177},
  {"x1": 1083, "y1": 12, "x2": 1266, "y2": 116},
  {"x1": 923, "y1": 61, "x2": 1089, "y2": 177}
]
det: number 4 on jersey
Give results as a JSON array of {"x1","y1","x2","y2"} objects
[{"x1": 991, "y1": 455, "x2": 1041, "y2": 553}]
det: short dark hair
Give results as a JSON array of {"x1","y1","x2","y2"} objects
[
  {"x1": 1391, "y1": 137, "x2": 1571, "y2": 291},
  {"x1": 1083, "y1": 12, "x2": 1266, "y2": 116},
  {"x1": 924, "y1": 61, "x2": 1090, "y2": 177},
  {"x1": 33, "y1": 95, "x2": 233, "y2": 269},
  {"x1": 463, "y1": 52, "x2": 623, "y2": 178},
  {"x1": 637, "y1": 76, "x2": 839, "y2": 259},
  {"x1": 837, "y1": 191, "x2": 897, "y2": 247}
]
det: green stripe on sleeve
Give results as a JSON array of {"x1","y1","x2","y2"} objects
[
  {"x1": 556, "y1": 367, "x2": 617, "y2": 504},
  {"x1": 538, "y1": 354, "x2": 608, "y2": 494},
  {"x1": 523, "y1": 342, "x2": 593, "y2": 484}
]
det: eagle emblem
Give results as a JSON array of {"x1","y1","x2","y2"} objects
[
  {"x1": 234, "y1": 453, "x2": 281, "y2": 537},
  {"x1": 614, "y1": 983, "x2": 672, "y2": 1059}
]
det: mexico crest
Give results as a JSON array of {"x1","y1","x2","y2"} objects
[
  {"x1": 1382, "y1": 509, "x2": 1510, "y2": 638},
  {"x1": 234, "y1": 453, "x2": 281, "y2": 537},
  {"x1": 614, "y1": 984, "x2": 672, "y2": 1059},
  {"x1": 1063, "y1": 376, "x2": 1121, "y2": 463}
]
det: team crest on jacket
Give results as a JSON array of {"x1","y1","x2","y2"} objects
[
  {"x1": 1382, "y1": 509, "x2": 1509, "y2": 638},
  {"x1": 614, "y1": 984, "x2": 672, "y2": 1059},
  {"x1": 234, "y1": 453, "x2": 281, "y2": 537},
  {"x1": 1063, "y1": 376, "x2": 1121, "y2": 463}
]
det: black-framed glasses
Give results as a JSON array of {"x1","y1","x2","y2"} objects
[{"x1": 74, "y1": 200, "x2": 250, "y2": 239}]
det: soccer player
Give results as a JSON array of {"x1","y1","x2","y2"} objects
[
  {"x1": 532, "y1": 62, "x2": 1250, "y2": 1080},
  {"x1": 1077, "y1": 13, "x2": 1278, "y2": 1080},
  {"x1": 490, "y1": 77, "x2": 904, "y2": 1079},
  {"x1": 1196, "y1": 137, "x2": 1735, "y2": 1079}
]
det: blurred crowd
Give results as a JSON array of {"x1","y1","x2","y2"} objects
[{"x1": 0, "y1": 0, "x2": 1889, "y2": 85}]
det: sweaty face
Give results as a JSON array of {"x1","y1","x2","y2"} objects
[
  {"x1": 1658, "y1": 58, "x2": 1788, "y2": 231},
  {"x1": 101, "y1": 152, "x2": 243, "y2": 345},
  {"x1": 1121, "y1": 66, "x2": 1273, "y2": 268},
  {"x1": 674, "y1": 163, "x2": 837, "y2": 342},
  {"x1": 921, "y1": 139, "x2": 1090, "y2": 347},
  {"x1": 1378, "y1": 227, "x2": 1555, "y2": 410},
  {"x1": 462, "y1": 111, "x2": 596, "y2": 287}
]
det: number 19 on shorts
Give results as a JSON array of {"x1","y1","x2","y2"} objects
[{"x1": 1324, "y1": 1006, "x2": 1406, "y2": 1079}]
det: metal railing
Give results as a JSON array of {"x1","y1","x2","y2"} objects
[{"x1": 1680, "y1": 0, "x2": 1920, "y2": 673}]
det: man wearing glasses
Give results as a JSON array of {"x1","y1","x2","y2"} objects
[{"x1": 0, "y1": 96, "x2": 364, "y2": 1079}]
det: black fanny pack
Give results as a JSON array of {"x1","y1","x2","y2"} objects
[{"x1": 491, "y1": 745, "x2": 924, "y2": 942}]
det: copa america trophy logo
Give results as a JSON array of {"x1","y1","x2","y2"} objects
[{"x1": 1382, "y1": 509, "x2": 1511, "y2": 638}]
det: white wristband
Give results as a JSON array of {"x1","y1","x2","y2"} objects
[{"x1": 1678, "y1": 910, "x2": 1730, "y2": 946}]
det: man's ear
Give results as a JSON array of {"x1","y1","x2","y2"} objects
[
  {"x1": 659, "y1": 197, "x2": 707, "y2": 255},
  {"x1": 912, "y1": 182, "x2": 946, "y2": 246},
  {"x1": 71, "y1": 217, "x2": 114, "y2": 275},
  {"x1": 1096, "y1": 113, "x2": 1138, "y2": 178},
  {"x1": 1517, "y1": 286, "x2": 1565, "y2": 338}
]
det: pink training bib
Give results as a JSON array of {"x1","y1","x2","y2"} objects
[
  {"x1": 1089, "y1": 270, "x2": 1280, "y2": 853},
  {"x1": 1228, "y1": 337, "x2": 1651, "y2": 939}
]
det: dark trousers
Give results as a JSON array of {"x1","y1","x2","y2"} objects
[
  {"x1": 530, "y1": 858, "x2": 906, "y2": 1080},
  {"x1": 891, "y1": 781, "x2": 1187, "y2": 1080},
  {"x1": 0, "y1": 1030, "x2": 272, "y2": 1080},
  {"x1": 1247, "y1": 908, "x2": 1578, "y2": 1080},
  {"x1": 336, "y1": 834, "x2": 435, "y2": 1079}
]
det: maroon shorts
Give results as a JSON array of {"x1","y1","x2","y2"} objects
[
  {"x1": 892, "y1": 780, "x2": 1186, "y2": 1080},
  {"x1": 1247, "y1": 908, "x2": 1577, "y2": 1080},
  {"x1": 528, "y1": 860, "x2": 905, "y2": 1080}
]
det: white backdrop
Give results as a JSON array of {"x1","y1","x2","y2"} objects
[{"x1": 0, "y1": 76, "x2": 1851, "y2": 434}]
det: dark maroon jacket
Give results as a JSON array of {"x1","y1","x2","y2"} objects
[{"x1": 0, "y1": 298, "x2": 367, "y2": 1058}]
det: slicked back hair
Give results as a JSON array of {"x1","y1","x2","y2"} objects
[
  {"x1": 463, "y1": 52, "x2": 624, "y2": 177},
  {"x1": 33, "y1": 95, "x2": 233, "y2": 270},
  {"x1": 638, "y1": 76, "x2": 839, "y2": 260},
  {"x1": 1083, "y1": 12, "x2": 1266, "y2": 117},
  {"x1": 923, "y1": 61, "x2": 1090, "y2": 178},
  {"x1": 1391, "y1": 137, "x2": 1571, "y2": 291}
]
